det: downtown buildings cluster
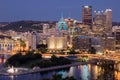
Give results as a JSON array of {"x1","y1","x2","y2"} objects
[{"x1": 0, "y1": 6, "x2": 119, "y2": 55}]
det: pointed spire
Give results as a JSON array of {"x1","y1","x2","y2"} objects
[
  {"x1": 61, "y1": 12, "x2": 63, "y2": 18},
  {"x1": 60, "y1": 12, "x2": 64, "y2": 21},
  {"x1": 58, "y1": 12, "x2": 68, "y2": 30}
]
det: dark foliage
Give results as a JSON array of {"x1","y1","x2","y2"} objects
[
  {"x1": 37, "y1": 44, "x2": 47, "y2": 53},
  {"x1": 50, "y1": 55, "x2": 71, "y2": 66},
  {"x1": 89, "y1": 47, "x2": 96, "y2": 54},
  {"x1": 6, "y1": 53, "x2": 71, "y2": 68},
  {"x1": 6, "y1": 52, "x2": 42, "y2": 67}
]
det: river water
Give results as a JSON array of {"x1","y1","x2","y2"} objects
[{"x1": 0, "y1": 63, "x2": 120, "y2": 80}]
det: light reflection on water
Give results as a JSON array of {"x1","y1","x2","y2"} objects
[{"x1": 0, "y1": 63, "x2": 120, "y2": 80}]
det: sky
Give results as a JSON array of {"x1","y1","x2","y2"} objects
[{"x1": 0, "y1": 0, "x2": 119, "y2": 22}]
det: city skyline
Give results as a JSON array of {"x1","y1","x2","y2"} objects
[{"x1": 0, "y1": 0, "x2": 120, "y2": 22}]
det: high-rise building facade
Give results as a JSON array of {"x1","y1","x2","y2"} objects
[
  {"x1": 72, "y1": 36, "x2": 91, "y2": 51},
  {"x1": 93, "y1": 9, "x2": 112, "y2": 36},
  {"x1": 115, "y1": 29, "x2": 120, "y2": 52},
  {"x1": 105, "y1": 9, "x2": 112, "y2": 34},
  {"x1": 82, "y1": 6, "x2": 92, "y2": 26},
  {"x1": 93, "y1": 11, "x2": 106, "y2": 34},
  {"x1": 94, "y1": 11, "x2": 106, "y2": 26}
]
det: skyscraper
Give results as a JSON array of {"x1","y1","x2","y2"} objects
[
  {"x1": 94, "y1": 11, "x2": 106, "y2": 26},
  {"x1": 82, "y1": 6, "x2": 92, "y2": 26},
  {"x1": 93, "y1": 11, "x2": 106, "y2": 34},
  {"x1": 93, "y1": 9, "x2": 112, "y2": 35},
  {"x1": 105, "y1": 9, "x2": 112, "y2": 34}
]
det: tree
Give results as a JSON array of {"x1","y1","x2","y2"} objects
[
  {"x1": 37, "y1": 44, "x2": 47, "y2": 53},
  {"x1": 89, "y1": 47, "x2": 96, "y2": 54},
  {"x1": 6, "y1": 51, "x2": 42, "y2": 68},
  {"x1": 50, "y1": 55, "x2": 58, "y2": 62}
]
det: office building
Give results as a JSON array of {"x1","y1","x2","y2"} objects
[
  {"x1": 0, "y1": 35, "x2": 20, "y2": 54},
  {"x1": 115, "y1": 29, "x2": 120, "y2": 52},
  {"x1": 94, "y1": 11, "x2": 106, "y2": 26},
  {"x1": 82, "y1": 6, "x2": 92, "y2": 26},
  {"x1": 72, "y1": 36, "x2": 91, "y2": 51},
  {"x1": 47, "y1": 35, "x2": 67, "y2": 51},
  {"x1": 105, "y1": 9, "x2": 112, "y2": 34}
]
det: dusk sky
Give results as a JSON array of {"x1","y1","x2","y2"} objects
[{"x1": 0, "y1": 0, "x2": 119, "y2": 22}]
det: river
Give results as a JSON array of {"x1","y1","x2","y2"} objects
[{"x1": 0, "y1": 63, "x2": 120, "y2": 80}]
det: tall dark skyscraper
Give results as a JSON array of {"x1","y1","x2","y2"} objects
[{"x1": 82, "y1": 6, "x2": 92, "y2": 26}]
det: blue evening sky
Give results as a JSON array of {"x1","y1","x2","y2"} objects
[{"x1": 0, "y1": 0, "x2": 119, "y2": 22}]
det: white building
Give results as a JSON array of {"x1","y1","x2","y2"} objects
[
  {"x1": 14, "y1": 31, "x2": 37, "y2": 51},
  {"x1": 0, "y1": 35, "x2": 20, "y2": 54},
  {"x1": 47, "y1": 35, "x2": 67, "y2": 51}
]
